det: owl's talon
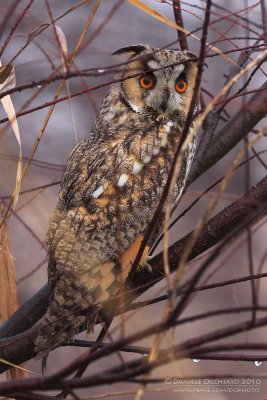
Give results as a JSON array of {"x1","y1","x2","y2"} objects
[
  {"x1": 137, "y1": 255, "x2": 153, "y2": 273},
  {"x1": 145, "y1": 256, "x2": 153, "y2": 273},
  {"x1": 144, "y1": 262, "x2": 153, "y2": 273}
]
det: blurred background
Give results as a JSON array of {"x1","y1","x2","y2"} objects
[{"x1": 0, "y1": 0, "x2": 267, "y2": 398}]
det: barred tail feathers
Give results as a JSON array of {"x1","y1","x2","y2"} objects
[{"x1": 35, "y1": 236, "x2": 149, "y2": 359}]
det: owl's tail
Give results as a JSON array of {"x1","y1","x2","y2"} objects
[
  {"x1": 35, "y1": 236, "x2": 150, "y2": 361},
  {"x1": 34, "y1": 257, "x2": 129, "y2": 361},
  {"x1": 34, "y1": 272, "x2": 98, "y2": 361}
]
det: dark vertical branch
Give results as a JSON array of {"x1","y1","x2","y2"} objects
[
  {"x1": 260, "y1": 0, "x2": 267, "y2": 42},
  {"x1": 128, "y1": 0, "x2": 210, "y2": 281},
  {"x1": 243, "y1": 6, "x2": 257, "y2": 323},
  {"x1": 172, "y1": 0, "x2": 188, "y2": 50},
  {"x1": 163, "y1": 0, "x2": 213, "y2": 324},
  {"x1": 244, "y1": 141, "x2": 257, "y2": 322}
]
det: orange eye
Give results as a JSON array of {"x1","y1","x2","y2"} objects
[
  {"x1": 175, "y1": 79, "x2": 187, "y2": 93},
  {"x1": 139, "y1": 74, "x2": 155, "y2": 90}
]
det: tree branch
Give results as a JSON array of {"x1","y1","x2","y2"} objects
[
  {"x1": 172, "y1": 0, "x2": 188, "y2": 50},
  {"x1": 189, "y1": 80, "x2": 267, "y2": 183},
  {"x1": 0, "y1": 285, "x2": 50, "y2": 339}
]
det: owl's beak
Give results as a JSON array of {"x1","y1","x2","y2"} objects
[{"x1": 159, "y1": 91, "x2": 169, "y2": 113}]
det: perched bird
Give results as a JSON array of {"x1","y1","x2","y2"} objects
[{"x1": 35, "y1": 44, "x2": 200, "y2": 358}]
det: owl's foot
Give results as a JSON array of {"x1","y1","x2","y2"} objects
[
  {"x1": 138, "y1": 255, "x2": 153, "y2": 273},
  {"x1": 120, "y1": 235, "x2": 151, "y2": 278}
]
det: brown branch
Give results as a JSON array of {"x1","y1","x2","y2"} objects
[
  {"x1": 1, "y1": 181, "x2": 61, "y2": 200},
  {"x1": 260, "y1": 0, "x2": 267, "y2": 42},
  {"x1": 133, "y1": 273, "x2": 267, "y2": 309},
  {"x1": 188, "y1": 80, "x2": 267, "y2": 183},
  {"x1": 172, "y1": 0, "x2": 188, "y2": 50},
  {"x1": 0, "y1": 285, "x2": 50, "y2": 339},
  {"x1": 1, "y1": 313, "x2": 267, "y2": 394}
]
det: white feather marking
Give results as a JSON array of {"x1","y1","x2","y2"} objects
[
  {"x1": 129, "y1": 102, "x2": 140, "y2": 113},
  {"x1": 160, "y1": 135, "x2": 168, "y2": 148},
  {"x1": 117, "y1": 173, "x2": 129, "y2": 187},
  {"x1": 147, "y1": 60, "x2": 158, "y2": 70},
  {"x1": 132, "y1": 160, "x2": 143, "y2": 174},
  {"x1": 143, "y1": 154, "x2": 152, "y2": 164},
  {"x1": 159, "y1": 121, "x2": 173, "y2": 148},
  {"x1": 92, "y1": 185, "x2": 104, "y2": 198},
  {"x1": 165, "y1": 121, "x2": 174, "y2": 133},
  {"x1": 152, "y1": 147, "x2": 160, "y2": 155},
  {"x1": 174, "y1": 138, "x2": 197, "y2": 206}
]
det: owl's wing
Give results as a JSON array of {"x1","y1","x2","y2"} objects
[{"x1": 58, "y1": 136, "x2": 114, "y2": 210}]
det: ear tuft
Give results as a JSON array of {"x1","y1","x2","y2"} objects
[{"x1": 112, "y1": 45, "x2": 146, "y2": 57}]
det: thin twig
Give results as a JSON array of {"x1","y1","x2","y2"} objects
[{"x1": 0, "y1": 0, "x2": 36, "y2": 58}]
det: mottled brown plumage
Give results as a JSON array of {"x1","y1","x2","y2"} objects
[{"x1": 35, "y1": 44, "x2": 199, "y2": 358}]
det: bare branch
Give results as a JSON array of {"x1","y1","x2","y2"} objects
[
  {"x1": 172, "y1": 0, "x2": 188, "y2": 50},
  {"x1": 189, "y1": 80, "x2": 267, "y2": 183}
]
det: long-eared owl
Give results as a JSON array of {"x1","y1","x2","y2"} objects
[{"x1": 35, "y1": 44, "x2": 200, "y2": 358}]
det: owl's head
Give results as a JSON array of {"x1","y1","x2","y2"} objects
[{"x1": 113, "y1": 44, "x2": 198, "y2": 118}]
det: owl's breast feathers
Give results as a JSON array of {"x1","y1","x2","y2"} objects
[{"x1": 35, "y1": 95, "x2": 197, "y2": 358}]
